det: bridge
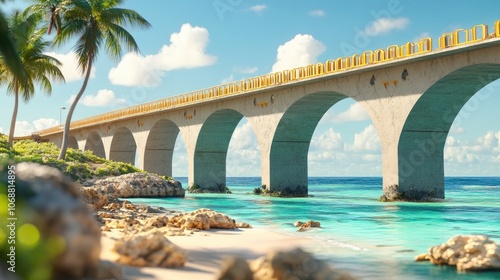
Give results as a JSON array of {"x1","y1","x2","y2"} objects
[{"x1": 32, "y1": 20, "x2": 500, "y2": 199}]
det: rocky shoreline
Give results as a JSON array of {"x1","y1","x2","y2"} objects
[{"x1": 2, "y1": 162, "x2": 499, "y2": 279}]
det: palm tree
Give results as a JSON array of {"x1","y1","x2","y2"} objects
[
  {"x1": 55, "y1": 0, "x2": 151, "y2": 160},
  {"x1": 0, "y1": 10, "x2": 65, "y2": 147},
  {"x1": 0, "y1": 0, "x2": 26, "y2": 84},
  {"x1": 28, "y1": 0, "x2": 68, "y2": 35}
]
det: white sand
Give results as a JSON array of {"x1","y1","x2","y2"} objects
[{"x1": 100, "y1": 227, "x2": 315, "y2": 280}]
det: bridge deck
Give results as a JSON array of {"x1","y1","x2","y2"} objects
[{"x1": 31, "y1": 19, "x2": 500, "y2": 138}]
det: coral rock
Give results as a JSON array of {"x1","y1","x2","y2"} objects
[
  {"x1": 295, "y1": 220, "x2": 321, "y2": 231},
  {"x1": 146, "y1": 215, "x2": 169, "y2": 228},
  {"x1": 114, "y1": 232, "x2": 186, "y2": 268},
  {"x1": 217, "y1": 257, "x2": 254, "y2": 280},
  {"x1": 3, "y1": 163, "x2": 101, "y2": 279},
  {"x1": 415, "y1": 235, "x2": 500, "y2": 272},
  {"x1": 293, "y1": 221, "x2": 303, "y2": 227},
  {"x1": 83, "y1": 173, "x2": 185, "y2": 199},
  {"x1": 250, "y1": 248, "x2": 355, "y2": 280},
  {"x1": 168, "y1": 209, "x2": 237, "y2": 230},
  {"x1": 236, "y1": 222, "x2": 253, "y2": 228},
  {"x1": 80, "y1": 187, "x2": 109, "y2": 210}
]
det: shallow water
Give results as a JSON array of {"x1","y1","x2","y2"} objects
[{"x1": 129, "y1": 177, "x2": 500, "y2": 280}]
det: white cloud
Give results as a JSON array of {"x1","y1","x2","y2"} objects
[
  {"x1": 237, "y1": 66, "x2": 258, "y2": 74},
  {"x1": 271, "y1": 34, "x2": 326, "y2": 72},
  {"x1": 250, "y1": 5, "x2": 267, "y2": 12},
  {"x1": 444, "y1": 130, "x2": 500, "y2": 165},
  {"x1": 221, "y1": 74, "x2": 234, "y2": 84},
  {"x1": 33, "y1": 118, "x2": 59, "y2": 130},
  {"x1": 363, "y1": 17, "x2": 409, "y2": 37},
  {"x1": 229, "y1": 121, "x2": 258, "y2": 151},
  {"x1": 309, "y1": 10, "x2": 325, "y2": 17},
  {"x1": 331, "y1": 103, "x2": 370, "y2": 123},
  {"x1": 348, "y1": 125, "x2": 381, "y2": 152},
  {"x1": 308, "y1": 125, "x2": 382, "y2": 176},
  {"x1": 14, "y1": 121, "x2": 34, "y2": 136},
  {"x1": 0, "y1": 127, "x2": 4, "y2": 134},
  {"x1": 109, "y1": 23, "x2": 217, "y2": 87},
  {"x1": 8, "y1": 118, "x2": 58, "y2": 136},
  {"x1": 67, "y1": 89, "x2": 126, "y2": 107},
  {"x1": 310, "y1": 128, "x2": 344, "y2": 151},
  {"x1": 45, "y1": 51, "x2": 96, "y2": 82},
  {"x1": 227, "y1": 121, "x2": 260, "y2": 176},
  {"x1": 449, "y1": 125, "x2": 465, "y2": 135}
]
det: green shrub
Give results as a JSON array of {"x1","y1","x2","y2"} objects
[
  {"x1": 3, "y1": 138, "x2": 164, "y2": 182},
  {"x1": 65, "y1": 162, "x2": 93, "y2": 182}
]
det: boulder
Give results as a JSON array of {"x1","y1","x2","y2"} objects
[
  {"x1": 250, "y1": 248, "x2": 355, "y2": 280},
  {"x1": 236, "y1": 222, "x2": 253, "y2": 228},
  {"x1": 113, "y1": 232, "x2": 186, "y2": 268},
  {"x1": 415, "y1": 235, "x2": 500, "y2": 272},
  {"x1": 217, "y1": 257, "x2": 254, "y2": 280},
  {"x1": 80, "y1": 187, "x2": 109, "y2": 210},
  {"x1": 105, "y1": 217, "x2": 139, "y2": 229},
  {"x1": 0, "y1": 163, "x2": 101, "y2": 279},
  {"x1": 294, "y1": 220, "x2": 321, "y2": 232},
  {"x1": 168, "y1": 208, "x2": 237, "y2": 230},
  {"x1": 146, "y1": 215, "x2": 169, "y2": 228},
  {"x1": 82, "y1": 172, "x2": 185, "y2": 200},
  {"x1": 294, "y1": 221, "x2": 303, "y2": 227}
]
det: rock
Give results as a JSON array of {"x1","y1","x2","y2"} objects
[
  {"x1": 83, "y1": 172, "x2": 185, "y2": 199},
  {"x1": 414, "y1": 253, "x2": 430, "y2": 261},
  {"x1": 217, "y1": 257, "x2": 254, "y2": 280},
  {"x1": 250, "y1": 248, "x2": 355, "y2": 280},
  {"x1": 168, "y1": 208, "x2": 237, "y2": 230},
  {"x1": 80, "y1": 187, "x2": 109, "y2": 210},
  {"x1": 0, "y1": 163, "x2": 101, "y2": 279},
  {"x1": 415, "y1": 235, "x2": 500, "y2": 272},
  {"x1": 121, "y1": 200, "x2": 136, "y2": 210},
  {"x1": 106, "y1": 217, "x2": 139, "y2": 229},
  {"x1": 146, "y1": 215, "x2": 169, "y2": 228},
  {"x1": 236, "y1": 222, "x2": 253, "y2": 228},
  {"x1": 114, "y1": 232, "x2": 186, "y2": 268},
  {"x1": 295, "y1": 220, "x2": 321, "y2": 232}
]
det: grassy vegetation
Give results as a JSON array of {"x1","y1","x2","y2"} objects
[{"x1": 0, "y1": 134, "x2": 172, "y2": 182}]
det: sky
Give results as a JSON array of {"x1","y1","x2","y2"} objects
[{"x1": 1, "y1": 0, "x2": 500, "y2": 177}]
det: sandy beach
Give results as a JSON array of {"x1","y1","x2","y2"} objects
[{"x1": 101, "y1": 227, "x2": 316, "y2": 280}]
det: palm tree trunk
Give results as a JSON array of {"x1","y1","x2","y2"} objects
[
  {"x1": 8, "y1": 83, "x2": 19, "y2": 148},
  {"x1": 58, "y1": 60, "x2": 93, "y2": 160}
]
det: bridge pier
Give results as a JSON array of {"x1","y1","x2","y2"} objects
[
  {"x1": 397, "y1": 131, "x2": 446, "y2": 200},
  {"x1": 268, "y1": 141, "x2": 308, "y2": 196},
  {"x1": 192, "y1": 151, "x2": 227, "y2": 192}
]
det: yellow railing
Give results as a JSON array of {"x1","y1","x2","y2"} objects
[{"x1": 34, "y1": 19, "x2": 500, "y2": 137}]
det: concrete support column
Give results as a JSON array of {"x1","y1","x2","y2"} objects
[
  {"x1": 193, "y1": 151, "x2": 226, "y2": 189},
  {"x1": 134, "y1": 131, "x2": 148, "y2": 170},
  {"x1": 269, "y1": 141, "x2": 308, "y2": 196},
  {"x1": 398, "y1": 131, "x2": 447, "y2": 199}
]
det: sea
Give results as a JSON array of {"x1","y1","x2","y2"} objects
[{"x1": 129, "y1": 177, "x2": 500, "y2": 280}]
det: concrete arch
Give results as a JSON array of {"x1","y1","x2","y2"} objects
[
  {"x1": 68, "y1": 135, "x2": 79, "y2": 150},
  {"x1": 193, "y1": 109, "x2": 244, "y2": 189},
  {"x1": 269, "y1": 91, "x2": 348, "y2": 196},
  {"x1": 84, "y1": 131, "x2": 106, "y2": 159},
  {"x1": 144, "y1": 119, "x2": 179, "y2": 176},
  {"x1": 398, "y1": 63, "x2": 500, "y2": 199},
  {"x1": 110, "y1": 127, "x2": 137, "y2": 165}
]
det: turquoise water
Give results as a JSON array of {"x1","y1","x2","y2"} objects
[{"x1": 129, "y1": 177, "x2": 500, "y2": 280}]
